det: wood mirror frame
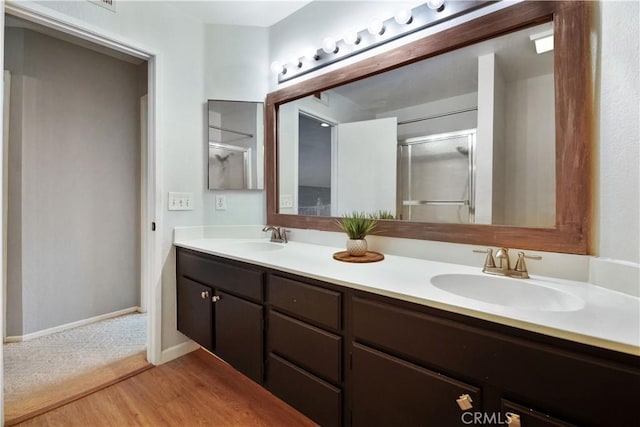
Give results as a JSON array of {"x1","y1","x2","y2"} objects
[{"x1": 265, "y1": 1, "x2": 591, "y2": 255}]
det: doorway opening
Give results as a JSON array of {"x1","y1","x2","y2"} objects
[
  {"x1": 1, "y1": 9, "x2": 157, "y2": 425},
  {"x1": 297, "y1": 112, "x2": 335, "y2": 217}
]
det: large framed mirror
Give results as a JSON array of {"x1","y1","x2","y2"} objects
[{"x1": 266, "y1": 1, "x2": 591, "y2": 254}]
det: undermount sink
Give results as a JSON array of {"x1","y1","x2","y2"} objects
[
  {"x1": 227, "y1": 240, "x2": 285, "y2": 252},
  {"x1": 430, "y1": 274, "x2": 585, "y2": 312}
]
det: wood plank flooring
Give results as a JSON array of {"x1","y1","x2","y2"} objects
[
  {"x1": 6, "y1": 352, "x2": 151, "y2": 426},
  {"x1": 15, "y1": 349, "x2": 316, "y2": 426}
]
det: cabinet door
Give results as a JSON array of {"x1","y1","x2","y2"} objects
[
  {"x1": 177, "y1": 277, "x2": 213, "y2": 351},
  {"x1": 215, "y1": 290, "x2": 264, "y2": 383},
  {"x1": 352, "y1": 343, "x2": 481, "y2": 427}
]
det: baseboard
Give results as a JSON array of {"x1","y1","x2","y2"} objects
[
  {"x1": 159, "y1": 340, "x2": 200, "y2": 365},
  {"x1": 4, "y1": 306, "x2": 141, "y2": 343}
]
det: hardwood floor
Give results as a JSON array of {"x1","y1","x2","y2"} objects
[
  {"x1": 6, "y1": 352, "x2": 151, "y2": 426},
  {"x1": 16, "y1": 349, "x2": 316, "y2": 426}
]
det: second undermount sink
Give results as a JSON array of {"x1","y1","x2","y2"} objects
[
  {"x1": 227, "y1": 240, "x2": 285, "y2": 252},
  {"x1": 430, "y1": 274, "x2": 585, "y2": 312}
]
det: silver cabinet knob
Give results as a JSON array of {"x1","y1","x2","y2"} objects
[
  {"x1": 456, "y1": 394, "x2": 473, "y2": 410},
  {"x1": 212, "y1": 295, "x2": 221, "y2": 302},
  {"x1": 506, "y1": 413, "x2": 521, "y2": 427},
  {"x1": 200, "y1": 291, "x2": 210, "y2": 299}
]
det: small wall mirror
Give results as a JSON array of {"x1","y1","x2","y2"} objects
[{"x1": 208, "y1": 100, "x2": 264, "y2": 190}]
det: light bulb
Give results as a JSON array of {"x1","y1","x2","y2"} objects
[
  {"x1": 367, "y1": 19, "x2": 384, "y2": 36},
  {"x1": 270, "y1": 61, "x2": 283, "y2": 75},
  {"x1": 426, "y1": 0, "x2": 445, "y2": 11},
  {"x1": 343, "y1": 29, "x2": 360, "y2": 46},
  {"x1": 322, "y1": 37, "x2": 338, "y2": 54},
  {"x1": 394, "y1": 8, "x2": 412, "y2": 25},
  {"x1": 304, "y1": 47, "x2": 318, "y2": 61}
]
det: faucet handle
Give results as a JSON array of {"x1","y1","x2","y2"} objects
[
  {"x1": 514, "y1": 251, "x2": 542, "y2": 273},
  {"x1": 279, "y1": 228, "x2": 289, "y2": 243},
  {"x1": 473, "y1": 248, "x2": 496, "y2": 269}
]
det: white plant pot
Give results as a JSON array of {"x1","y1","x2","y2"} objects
[{"x1": 346, "y1": 238, "x2": 368, "y2": 257}]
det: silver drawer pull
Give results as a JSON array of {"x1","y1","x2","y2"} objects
[
  {"x1": 200, "y1": 291, "x2": 210, "y2": 299},
  {"x1": 212, "y1": 295, "x2": 221, "y2": 302}
]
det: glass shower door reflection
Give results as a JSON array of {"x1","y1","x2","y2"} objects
[{"x1": 399, "y1": 130, "x2": 475, "y2": 223}]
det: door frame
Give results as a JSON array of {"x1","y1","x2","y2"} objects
[{"x1": 0, "y1": 1, "x2": 162, "y2": 420}]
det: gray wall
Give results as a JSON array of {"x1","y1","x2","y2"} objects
[{"x1": 5, "y1": 28, "x2": 142, "y2": 336}]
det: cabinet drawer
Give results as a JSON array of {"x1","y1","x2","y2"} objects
[
  {"x1": 178, "y1": 248, "x2": 263, "y2": 301},
  {"x1": 267, "y1": 353, "x2": 342, "y2": 427},
  {"x1": 352, "y1": 343, "x2": 480, "y2": 427},
  {"x1": 269, "y1": 275, "x2": 341, "y2": 330},
  {"x1": 270, "y1": 311, "x2": 342, "y2": 384},
  {"x1": 501, "y1": 400, "x2": 577, "y2": 427}
]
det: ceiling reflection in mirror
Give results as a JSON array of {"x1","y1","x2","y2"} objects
[{"x1": 278, "y1": 22, "x2": 555, "y2": 227}]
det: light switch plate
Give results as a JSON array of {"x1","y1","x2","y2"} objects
[{"x1": 168, "y1": 192, "x2": 193, "y2": 211}]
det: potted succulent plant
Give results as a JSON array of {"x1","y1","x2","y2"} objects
[{"x1": 336, "y1": 212, "x2": 377, "y2": 256}]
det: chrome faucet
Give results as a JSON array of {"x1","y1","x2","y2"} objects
[
  {"x1": 473, "y1": 247, "x2": 541, "y2": 279},
  {"x1": 262, "y1": 226, "x2": 288, "y2": 243}
]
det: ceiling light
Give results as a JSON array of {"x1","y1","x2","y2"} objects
[
  {"x1": 367, "y1": 18, "x2": 385, "y2": 36},
  {"x1": 344, "y1": 29, "x2": 360, "y2": 46},
  {"x1": 394, "y1": 9, "x2": 413, "y2": 25},
  {"x1": 320, "y1": 123, "x2": 330, "y2": 128},
  {"x1": 530, "y1": 30, "x2": 554, "y2": 54},
  {"x1": 322, "y1": 37, "x2": 338, "y2": 54},
  {"x1": 426, "y1": 0, "x2": 446, "y2": 12},
  {"x1": 270, "y1": 61, "x2": 284, "y2": 75}
]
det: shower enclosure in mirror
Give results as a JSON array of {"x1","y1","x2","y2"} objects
[
  {"x1": 278, "y1": 22, "x2": 555, "y2": 227},
  {"x1": 399, "y1": 129, "x2": 476, "y2": 223},
  {"x1": 208, "y1": 100, "x2": 264, "y2": 190}
]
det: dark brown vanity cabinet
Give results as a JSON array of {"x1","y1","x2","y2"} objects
[
  {"x1": 266, "y1": 274, "x2": 344, "y2": 427},
  {"x1": 351, "y1": 295, "x2": 640, "y2": 427},
  {"x1": 176, "y1": 248, "x2": 264, "y2": 383},
  {"x1": 176, "y1": 249, "x2": 639, "y2": 427}
]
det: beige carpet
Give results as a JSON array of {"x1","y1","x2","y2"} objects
[{"x1": 3, "y1": 313, "x2": 149, "y2": 425}]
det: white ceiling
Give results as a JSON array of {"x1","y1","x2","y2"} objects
[{"x1": 171, "y1": 0, "x2": 312, "y2": 27}]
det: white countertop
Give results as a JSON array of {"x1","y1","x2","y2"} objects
[{"x1": 174, "y1": 237, "x2": 640, "y2": 356}]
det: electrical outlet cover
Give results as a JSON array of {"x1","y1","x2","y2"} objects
[{"x1": 215, "y1": 195, "x2": 227, "y2": 210}]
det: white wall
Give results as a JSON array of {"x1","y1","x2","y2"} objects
[
  {"x1": 475, "y1": 53, "x2": 496, "y2": 224},
  {"x1": 595, "y1": 0, "x2": 639, "y2": 264},
  {"x1": 503, "y1": 73, "x2": 555, "y2": 227},
  {"x1": 203, "y1": 24, "x2": 269, "y2": 226},
  {"x1": 5, "y1": 27, "x2": 141, "y2": 336}
]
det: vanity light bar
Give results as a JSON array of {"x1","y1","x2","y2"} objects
[{"x1": 274, "y1": 0, "x2": 496, "y2": 83}]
